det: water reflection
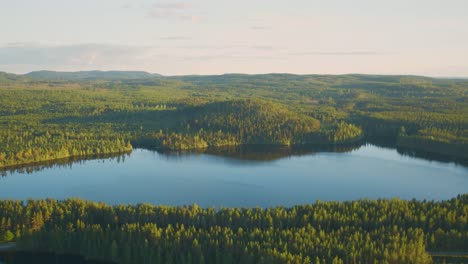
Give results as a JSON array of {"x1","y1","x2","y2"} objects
[
  {"x1": 396, "y1": 148, "x2": 468, "y2": 167},
  {"x1": 368, "y1": 137, "x2": 468, "y2": 167},
  {"x1": 0, "y1": 153, "x2": 130, "y2": 177},
  {"x1": 0, "y1": 143, "x2": 466, "y2": 206},
  {"x1": 1, "y1": 140, "x2": 467, "y2": 176},
  {"x1": 156, "y1": 143, "x2": 362, "y2": 162}
]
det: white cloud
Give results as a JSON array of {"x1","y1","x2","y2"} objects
[
  {"x1": 289, "y1": 51, "x2": 398, "y2": 56},
  {"x1": 0, "y1": 43, "x2": 465, "y2": 77},
  {"x1": 0, "y1": 43, "x2": 154, "y2": 73},
  {"x1": 250, "y1": 26, "x2": 272, "y2": 31},
  {"x1": 147, "y1": 1, "x2": 202, "y2": 21}
]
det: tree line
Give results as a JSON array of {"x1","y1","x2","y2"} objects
[{"x1": 0, "y1": 195, "x2": 466, "y2": 263}]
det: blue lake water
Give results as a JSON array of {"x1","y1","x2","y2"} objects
[{"x1": 0, "y1": 144, "x2": 466, "y2": 207}]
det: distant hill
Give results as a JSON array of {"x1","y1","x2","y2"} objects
[
  {"x1": 24, "y1": 70, "x2": 159, "y2": 80},
  {"x1": 0, "y1": 71, "x2": 28, "y2": 84},
  {"x1": 8, "y1": 71, "x2": 462, "y2": 84}
]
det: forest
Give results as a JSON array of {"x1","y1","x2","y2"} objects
[
  {"x1": 0, "y1": 72, "x2": 467, "y2": 263},
  {"x1": 0, "y1": 71, "x2": 467, "y2": 167},
  {"x1": 0, "y1": 195, "x2": 466, "y2": 263}
]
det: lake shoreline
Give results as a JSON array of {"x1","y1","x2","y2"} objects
[
  {"x1": 2, "y1": 137, "x2": 467, "y2": 173},
  {"x1": 1, "y1": 144, "x2": 466, "y2": 207}
]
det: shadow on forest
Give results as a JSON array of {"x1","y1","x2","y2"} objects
[
  {"x1": 45, "y1": 109, "x2": 194, "y2": 131},
  {"x1": 0, "y1": 250, "x2": 117, "y2": 264}
]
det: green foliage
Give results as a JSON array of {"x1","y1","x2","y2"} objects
[
  {"x1": 1, "y1": 196, "x2": 466, "y2": 263},
  {"x1": 1, "y1": 230, "x2": 15, "y2": 242},
  {"x1": 0, "y1": 72, "x2": 467, "y2": 167},
  {"x1": 0, "y1": 125, "x2": 132, "y2": 168},
  {"x1": 138, "y1": 100, "x2": 323, "y2": 150},
  {"x1": 23, "y1": 70, "x2": 157, "y2": 81},
  {"x1": 184, "y1": 99, "x2": 320, "y2": 144},
  {"x1": 321, "y1": 122, "x2": 363, "y2": 143}
]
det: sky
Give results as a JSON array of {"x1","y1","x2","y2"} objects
[{"x1": 0, "y1": 0, "x2": 467, "y2": 76}]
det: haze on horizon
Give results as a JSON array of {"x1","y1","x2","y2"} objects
[{"x1": 1, "y1": 0, "x2": 467, "y2": 77}]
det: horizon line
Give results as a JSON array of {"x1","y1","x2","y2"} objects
[{"x1": 2, "y1": 69, "x2": 468, "y2": 79}]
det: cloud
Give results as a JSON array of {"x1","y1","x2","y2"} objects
[
  {"x1": 0, "y1": 43, "x2": 403, "y2": 75},
  {"x1": 250, "y1": 26, "x2": 272, "y2": 31},
  {"x1": 290, "y1": 51, "x2": 397, "y2": 56},
  {"x1": 5, "y1": 42, "x2": 41, "y2": 47},
  {"x1": 0, "y1": 42, "x2": 289, "y2": 73},
  {"x1": 159, "y1": 36, "x2": 192, "y2": 41},
  {"x1": 182, "y1": 53, "x2": 281, "y2": 61},
  {"x1": 147, "y1": 1, "x2": 202, "y2": 22},
  {"x1": 152, "y1": 3, "x2": 190, "y2": 10},
  {"x1": 0, "y1": 43, "x2": 155, "y2": 72},
  {"x1": 250, "y1": 46, "x2": 282, "y2": 51},
  {"x1": 247, "y1": 16, "x2": 273, "y2": 30}
]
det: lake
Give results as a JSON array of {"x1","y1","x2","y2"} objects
[{"x1": 0, "y1": 144, "x2": 466, "y2": 207}]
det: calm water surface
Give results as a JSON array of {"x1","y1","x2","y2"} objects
[{"x1": 0, "y1": 144, "x2": 466, "y2": 207}]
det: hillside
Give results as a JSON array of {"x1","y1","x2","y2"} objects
[{"x1": 139, "y1": 99, "x2": 324, "y2": 150}]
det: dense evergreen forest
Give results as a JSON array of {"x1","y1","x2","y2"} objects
[
  {"x1": 0, "y1": 196, "x2": 466, "y2": 263},
  {"x1": 0, "y1": 71, "x2": 467, "y2": 168}
]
